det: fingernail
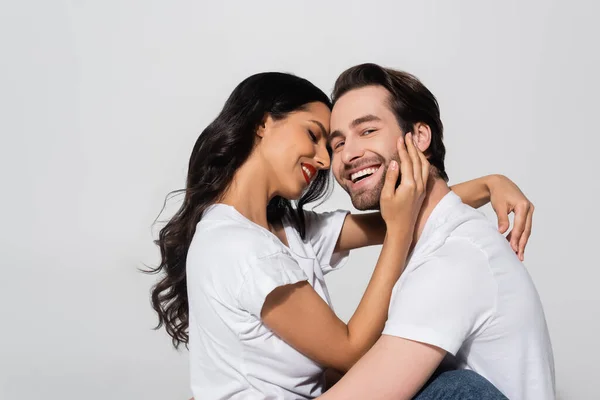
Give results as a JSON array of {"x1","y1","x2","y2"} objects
[
  {"x1": 406, "y1": 132, "x2": 412, "y2": 138},
  {"x1": 390, "y1": 161, "x2": 398, "y2": 170}
]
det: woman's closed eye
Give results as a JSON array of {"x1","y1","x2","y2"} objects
[{"x1": 308, "y1": 129, "x2": 318, "y2": 143}]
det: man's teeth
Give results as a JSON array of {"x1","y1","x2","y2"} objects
[
  {"x1": 351, "y1": 167, "x2": 379, "y2": 182},
  {"x1": 302, "y1": 165, "x2": 313, "y2": 179}
]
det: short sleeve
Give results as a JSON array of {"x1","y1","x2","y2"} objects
[
  {"x1": 383, "y1": 238, "x2": 497, "y2": 355},
  {"x1": 303, "y1": 209, "x2": 350, "y2": 274},
  {"x1": 237, "y1": 252, "x2": 308, "y2": 317}
]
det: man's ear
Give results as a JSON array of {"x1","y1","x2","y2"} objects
[{"x1": 412, "y1": 123, "x2": 432, "y2": 153}]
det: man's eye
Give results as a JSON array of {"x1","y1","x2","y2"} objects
[
  {"x1": 362, "y1": 129, "x2": 375, "y2": 136},
  {"x1": 334, "y1": 141, "x2": 345, "y2": 150},
  {"x1": 308, "y1": 130, "x2": 318, "y2": 143}
]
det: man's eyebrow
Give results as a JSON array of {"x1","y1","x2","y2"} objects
[
  {"x1": 350, "y1": 114, "x2": 382, "y2": 128},
  {"x1": 328, "y1": 129, "x2": 345, "y2": 145},
  {"x1": 309, "y1": 120, "x2": 327, "y2": 137},
  {"x1": 328, "y1": 114, "x2": 382, "y2": 145}
]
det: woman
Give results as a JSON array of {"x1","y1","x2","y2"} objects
[{"x1": 150, "y1": 72, "x2": 531, "y2": 399}]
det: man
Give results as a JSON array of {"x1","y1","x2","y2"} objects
[{"x1": 320, "y1": 64, "x2": 555, "y2": 400}]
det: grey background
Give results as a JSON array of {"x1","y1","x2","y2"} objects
[{"x1": 1, "y1": 1, "x2": 597, "y2": 399}]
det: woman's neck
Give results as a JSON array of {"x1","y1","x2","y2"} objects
[{"x1": 220, "y1": 156, "x2": 273, "y2": 230}]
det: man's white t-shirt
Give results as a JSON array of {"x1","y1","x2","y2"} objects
[
  {"x1": 383, "y1": 191, "x2": 555, "y2": 400},
  {"x1": 187, "y1": 204, "x2": 349, "y2": 399}
]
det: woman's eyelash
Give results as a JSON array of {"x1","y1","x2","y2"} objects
[{"x1": 308, "y1": 130, "x2": 317, "y2": 142}]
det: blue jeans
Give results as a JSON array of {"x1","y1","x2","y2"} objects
[{"x1": 413, "y1": 370, "x2": 507, "y2": 400}]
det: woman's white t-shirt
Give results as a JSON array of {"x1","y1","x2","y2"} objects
[{"x1": 187, "y1": 204, "x2": 349, "y2": 399}]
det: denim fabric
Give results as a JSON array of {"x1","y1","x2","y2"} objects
[{"x1": 413, "y1": 370, "x2": 508, "y2": 400}]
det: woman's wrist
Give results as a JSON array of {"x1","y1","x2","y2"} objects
[
  {"x1": 485, "y1": 174, "x2": 506, "y2": 196},
  {"x1": 384, "y1": 223, "x2": 413, "y2": 242}
]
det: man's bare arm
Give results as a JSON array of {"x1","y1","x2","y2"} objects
[{"x1": 318, "y1": 335, "x2": 446, "y2": 400}]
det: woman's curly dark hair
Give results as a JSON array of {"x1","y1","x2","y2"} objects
[{"x1": 147, "y1": 72, "x2": 333, "y2": 348}]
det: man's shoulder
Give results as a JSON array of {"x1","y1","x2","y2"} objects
[
  {"x1": 408, "y1": 195, "x2": 517, "y2": 275},
  {"x1": 450, "y1": 204, "x2": 519, "y2": 262},
  {"x1": 430, "y1": 197, "x2": 510, "y2": 256},
  {"x1": 422, "y1": 235, "x2": 492, "y2": 272},
  {"x1": 413, "y1": 212, "x2": 520, "y2": 284}
]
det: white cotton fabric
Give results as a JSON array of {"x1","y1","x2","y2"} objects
[
  {"x1": 384, "y1": 191, "x2": 555, "y2": 400},
  {"x1": 187, "y1": 204, "x2": 349, "y2": 399}
]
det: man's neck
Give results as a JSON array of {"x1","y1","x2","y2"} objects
[{"x1": 412, "y1": 177, "x2": 451, "y2": 247}]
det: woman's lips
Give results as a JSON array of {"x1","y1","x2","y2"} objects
[{"x1": 301, "y1": 163, "x2": 317, "y2": 184}]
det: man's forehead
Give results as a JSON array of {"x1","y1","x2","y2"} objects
[{"x1": 333, "y1": 87, "x2": 389, "y2": 120}]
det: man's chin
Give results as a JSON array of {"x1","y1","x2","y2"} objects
[
  {"x1": 350, "y1": 192, "x2": 381, "y2": 211},
  {"x1": 343, "y1": 179, "x2": 384, "y2": 211}
]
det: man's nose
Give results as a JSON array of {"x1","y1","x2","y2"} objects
[{"x1": 341, "y1": 138, "x2": 365, "y2": 165}]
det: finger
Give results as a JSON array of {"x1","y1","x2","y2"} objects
[
  {"x1": 417, "y1": 146, "x2": 430, "y2": 187},
  {"x1": 405, "y1": 132, "x2": 422, "y2": 189},
  {"x1": 495, "y1": 204, "x2": 510, "y2": 234},
  {"x1": 509, "y1": 203, "x2": 529, "y2": 253},
  {"x1": 506, "y1": 231, "x2": 519, "y2": 258},
  {"x1": 517, "y1": 205, "x2": 534, "y2": 261},
  {"x1": 398, "y1": 133, "x2": 414, "y2": 189},
  {"x1": 381, "y1": 159, "x2": 399, "y2": 200}
]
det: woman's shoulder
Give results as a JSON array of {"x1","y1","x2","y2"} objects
[
  {"x1": 285, "y1": 208, "x2": 350, "y2": 241},
  {"x1": 192, "y1": 214, "x2": 288, "y2": 264},
  {"x1": 187, "y1": 215, "x2": 301, "y2": 303}
]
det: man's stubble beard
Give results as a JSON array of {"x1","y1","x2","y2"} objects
[{"x1": 348, "y1": 153, "x2": 401, "y2": 211}]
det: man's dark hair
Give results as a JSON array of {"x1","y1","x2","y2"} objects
[{"x1": 332, "y1": 63, "x2": 448, "y2": 182}]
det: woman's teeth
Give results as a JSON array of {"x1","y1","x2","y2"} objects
[
  {"x1": 302, "y1": 165, "x2": 313, "y2": 179},
  {"x1": 351, "y1": 166, "x2": 379, "y2": 183}
]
